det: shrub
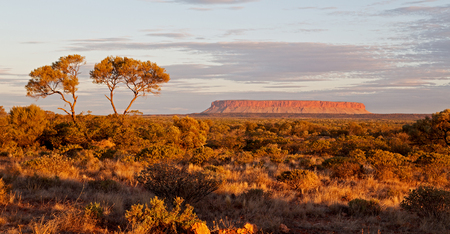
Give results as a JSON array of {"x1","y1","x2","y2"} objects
[
  {"x1": 84, "y1": 202, "x2": 104, "y2": 221},
  {"x1": 173, "y1": 116, "x2": 209, "y2": 149},
  {"x1": 136, "y1": 163, "x2": 223, "y2": 204},
  {"x1": 276, "y1": 169, "x2": 320, "y2": 192},
  {"x1": 125, "y1": 196, "x2": 204, "y2": 234},
  {"x1": 366, "y1": 149, "x2": 408, "y2": 180},
  {"x1": 348, "y1": 198, "x2": 381, "y2": 216},
  {"x1": 136, "y1": 144, "x2": 184, "y2": 163},
  {"x1": 322, "y1": 157, "x2": 363, "y2": 179},
  {"x1": 414, "y1": 152, "x2": 450, "y2": 184},
  {"x1": 400, "y1": 186, "x2": 450, "y2": 220},
  {"x1": 189, "y1": 146, "x2": 215, "y2": 165},
  {"x1": 21, "y1": 153, "x2": 75, "y2": 177},
  {"x1": 242, "y1": 188, "x2": 267, "y2": 201},
  {"x1": 348, "y1": 149, "x2": 366, "y2": 163},
  {"x1": 8, "y1": 104, "x2": 48, "y2": 147}
]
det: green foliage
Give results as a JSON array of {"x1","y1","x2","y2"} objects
[
  {"x1": 41, "y1": 121, "x2": 87, "y2": 150},
  {"x1": 173, "y1": 116, "x2": 209, "y2": 149},
  {"x1": 366, "y1": 149, "x2": 409, "y2": 180},
  {"x1": 125, "y1": 196, "x2": 203, "y2": 234},
  {"x1": 400, "y1": 186, "x2": 450, "y2": 220},
  {"x1": 404, "y1": 109, "x2": 450, "y2": 151},
  {"x1": 85, "y1": 202, "x2": 104, "y2": 220},
  {"x1": 348, "y1": 198, "x2": 381, "y2": 216},
  {"x1": 308, "y1": 139, "x2": 332, "y2": 155},
  {"x1": 242, "y1": 188, "x2": 267, "y2": 201},
  {"x1": 136, "y1": 163, "x2": 223, "y2": 204},
  {"x1": 348, "y1": 149, "x2": 366, "y2": 163},
  {"x1": 414, "y1": 152, "x2": 450, "y2": 184},
  {"x1": 322, "y1": 156, "x2": 352, "y2": 167},
  {"x1": 254, "y1": 143, "x2": 288, "y2": 163},
  {"x1": 322, "y1": 156, "x2": 364, "y2": 178},
  {"x1": 136, "y1": 144, "x2": 184, "y2": 163},
  {"x1": 26, "y1": 55, "x2": 85, "y2": 121},
  {"x1": 8, "y1": 104, "x2": 48, "y2": 147},
  {"x1": 276, "y1": 169, "x2": 320, "y2": 192},
  {"x1": 189, "y1": 146, "x2": 215, "y2": 165}
]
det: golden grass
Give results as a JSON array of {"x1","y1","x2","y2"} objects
[{"x1": 0, "y1": 151, "x2": 448, "y2": 233}]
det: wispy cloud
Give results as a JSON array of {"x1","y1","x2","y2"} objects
[
  {"x1": 403, "y1": 0, "x2": 437, "y2": 5},
  {"x1": 222, "y1": 29, "x2": 254, "y2": 36},
  {"x1": 146, "y1": 32, "x2": 192, "y2": 38},
  {"x1": 70, "y1": 37, "x2": 131, "y2": 43}
]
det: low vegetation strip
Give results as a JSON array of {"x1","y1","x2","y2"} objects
[{"x1": 0, "y1": 106, "x2": 449, "y2": 233}]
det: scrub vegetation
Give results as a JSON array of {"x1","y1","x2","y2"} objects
[
  {"x1": 1, "y1": 54, "x2": 449, "y2": 233},
  {"x1": 0, "y1": 105, "x2": 449, "y2": 233}
]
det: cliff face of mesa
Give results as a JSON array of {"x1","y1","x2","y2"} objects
[{"x1": 202, "y1": 100, "x2": 371, "y2": 114}]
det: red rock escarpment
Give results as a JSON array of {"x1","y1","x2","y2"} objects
[{"x1": 202, "y1": 100, "x2": 371, "y2": 114}]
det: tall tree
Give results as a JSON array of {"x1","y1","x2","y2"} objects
[
  {"x1": 90, "y1": 56, "x2": 124, "y2": 115},
  {"x1": 26, "y1": 54, "x2": 85, "y2": 121},
  {"x1": 404, "y1": 109, "x2": 450, "y2": 149},
  {"x1": 90, "y1": 56, "x2": 170, "y2": 115}
]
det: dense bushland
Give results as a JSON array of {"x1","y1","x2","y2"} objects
[{"x1": 0, "y1": 105, "x2": 449, "y2": 233}]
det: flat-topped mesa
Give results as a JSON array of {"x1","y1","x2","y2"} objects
[{"x1": 202, "y1": 100, "x2": 371, "y2": 114}]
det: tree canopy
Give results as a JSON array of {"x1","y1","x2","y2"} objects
[
  {"x1": 404, "y1": 109, "x2": 450, "y2": 150},
  {"x1": 90, "y1": 56, "x2": 170, "y2": 115},
  {"x1": 26, "y1": 54, "x2": 85, "y2": 121}
]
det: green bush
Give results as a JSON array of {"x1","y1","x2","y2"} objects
[
  {"x1": 400, "y1": 186, "x2": 450, "y2": 220},
  {"x1": 348, "y1": 198, "x2": 381, "y2": 216},
  {"x1": 125, "y1": 196, "x2": 203, "y2": 234},
  {"x1": 366, "y1": 149, "x2": 408, "y2": 180},
  {"x1": 276, "y1": 169, "x2": 320, "y2": 192},
  {"x1": 84, "y1": 202, "x2": 104, "y2": 220},
  {"x1": 189, "y1": 146, "x2": 215, "y2": 165},
  {"x1": 8, "y1": 104, "x2": 48, "y2": 147},
  {"x1": 136, "y1": 144, "x2": 183, "y2": 163},
  {"x1": 136, "y1": 163, "x2": 223, "y2": 204},
  {"x1": 322, "y1": 156, "x2": 363, "y2": 179}
]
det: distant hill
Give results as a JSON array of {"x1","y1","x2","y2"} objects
[{"x1": 202, "y1": 100, "x2": 371, "y2": 114}]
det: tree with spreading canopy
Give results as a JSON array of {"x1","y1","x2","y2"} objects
[
  {"x1": 90, "y1": 56, "x2": 170, "y2": 115},
  {"x1": 89, "y1": 56, "x2": 123, "y2": 115},
  {"x1": 404, "y1": 109, "x2": 450, "y2": 150},
  {"x1": 26, "y1": 54, "x2": 85, "y2": 122}
]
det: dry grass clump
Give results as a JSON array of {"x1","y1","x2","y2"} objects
[
  {"x1": 31, "y1": 203, "x2": 104, "y2": 234},
  {"x1": 348, "y1": 198, "x2": 381, "y2": 216},
  {"x1": 276, "y1": 169, "x2": 320, "y2": 193},
  {"x1": 21, "y1": 153, "x2": 77, "y2": 178}
]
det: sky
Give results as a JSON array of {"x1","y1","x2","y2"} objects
[{"x1": 0, "y1": 0, "x2": 449, "y2": 115}]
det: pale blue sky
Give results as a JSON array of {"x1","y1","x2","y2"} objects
[{"x1": 1, "y1": 0, "x2": 449, "y2": 114}]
